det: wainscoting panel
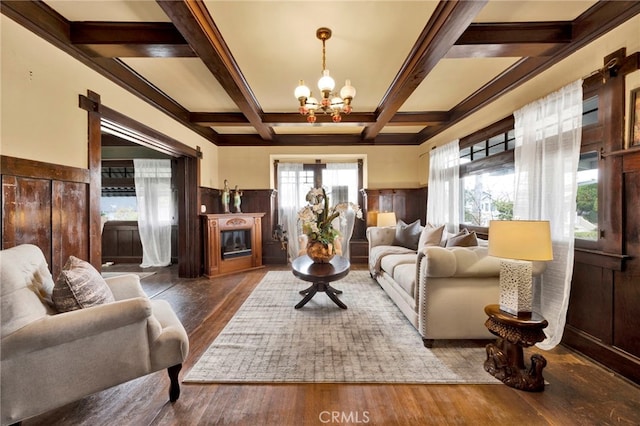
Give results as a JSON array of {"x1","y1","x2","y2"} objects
[
  {"x1": 564, "y1": 151, "x2": 640, "y2": 385},
  {"x1": 102, "y1": 221, "x2": 143, "y2": 263},
  {"x1": 614, "y1": 165, "x2": 640, "y2": 357},
  {"x1": 1, "y1": 175, "x2": 53, "y2": 267},
  {"x1": 362, "y1": 187, "x2": 428, "y2": 227},
  {"x1": 52, "y1": 180, "x2": 89, "y2": 278},
  {"x1": 1, "y1": 155, "x2": 91, "y2": 278}
]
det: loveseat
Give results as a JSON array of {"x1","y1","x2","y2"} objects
[
  {"x1": 0, "y1": 244, "x2": 189, "y2": 425},
  {"x1": 367, "y1": 223, "x2": 509, "y2": 347}
]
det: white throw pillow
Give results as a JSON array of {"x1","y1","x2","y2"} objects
[{"x1": 418, "y1": 224, "x2": 445, "y2": 248}]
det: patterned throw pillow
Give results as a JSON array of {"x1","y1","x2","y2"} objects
[
  {"x1": 393, "y1": 219, "x2": 422, "y2": 250},
  {"x1": 52, "y1": 256, "x2": 115, "y2": 312}
]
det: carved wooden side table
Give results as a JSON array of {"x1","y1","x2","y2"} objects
[{"x1": 483, "y1": 304, "x2": 549, "y2": 392}]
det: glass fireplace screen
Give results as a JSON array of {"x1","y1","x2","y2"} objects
[{"x1": 221, "y1": 229, "x2": 252, "y2": 259}]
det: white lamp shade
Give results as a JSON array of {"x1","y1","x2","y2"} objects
[
  {"x1": 377, "y1": 212, "x2": 397, "y2": 227},
  {"x1": 330, "y1": 96, "x2": 344, "y2": 111},
  {"x1": 294, "y1": 80, "x2": 310, "y2": 100},
  {"x1": 305, "y1": 95, "x2": 319, "y2": 110},
  {"x1": 340, "y1": 80, "x2": 356, "y2": 99},
  {"x1": 318, "y1": 70, "x2": 335, "y2": 92},
  {"x1": 488, "y1": 220, "x2": 553, "y2": 261}
]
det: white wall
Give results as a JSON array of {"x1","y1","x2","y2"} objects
[
  {"x1": 1, "y1": 16, "x2": 219, "y2": 187},
  {"x1": 219, "y1": 145, "x2": 422, "y2": 190}
]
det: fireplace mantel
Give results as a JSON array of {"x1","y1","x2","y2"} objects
[{"x1": 201, "y1": 213, "x2": 265, "y2": 277}]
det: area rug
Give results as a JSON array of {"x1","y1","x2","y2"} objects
[
  {"x1": 101, "y1": 271, "x2": 156, "y2": 280},
  {"x1": 184, "y1": 270, "x2": 500, "y2": 384}
]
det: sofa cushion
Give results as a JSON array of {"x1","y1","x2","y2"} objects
[
  {"x1": 393, "y1": 263, "x2": 416, "y2": 298},
  {"x1": 380, "y1": 253, "x2": 417, "y2": 277},
  {"x1": 53, "y1": 256, "x2": 115, "y2": 312},
  {"x1": 394, "y1": 219, "x2": 422, "y2": 250},
  {"x1": 422, "y1": 246, "x2": 501, "y2": 278},
  {"x1": 418, "y1": 224, "x2": 445, "y2": 249},
  {"x1": 369, "y1": 245, "x2": 415, "y2": 274},
  {"x1": 446, "y1": 230, "x2": 478, "y2": 247}
]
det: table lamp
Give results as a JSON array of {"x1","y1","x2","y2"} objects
[
  {"x1": 377, "y1": 212, "x2": 397, "y2": 227},
  {"x1": 488, "y1": 220, "x2": 553, "y2": 316}
]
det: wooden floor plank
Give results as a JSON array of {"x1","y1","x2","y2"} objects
[{"x1": 21, "y1": 264, "x2": 640, "y2": 425}]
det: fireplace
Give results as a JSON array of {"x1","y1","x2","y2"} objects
[
  {"x1": 201, "y1": 213, "x2": 265, "y2": 277},
  {"x1": 221, "y1": 229, "x2": 252, "y2": 259}
]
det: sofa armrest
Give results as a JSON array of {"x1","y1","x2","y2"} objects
[
  {"x1": 105, "y1": 274, "x2": 147, "y2": 300},
  {"x1": 1, "y1": 297, "x2": 152, "y2": 359},
  {"x1": 366, "y1": 226, "x2": 396, "y2": 249}
]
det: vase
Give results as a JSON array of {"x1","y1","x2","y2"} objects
[{"x1": 306, "y1": 240, "x2": 335, "y2": 263}]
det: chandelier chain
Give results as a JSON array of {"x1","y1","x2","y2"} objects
[{"x1": 322, "y1": 39, "x2": 327, "y2": 71}]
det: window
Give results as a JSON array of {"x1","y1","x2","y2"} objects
[
  {"x1": 100, "y1": 195, "x2": 138, "y2": 220},
  {"x1": 462, "y1": 167, "x2": 514, "y2": 227},
  {"x1": 460, "y1": 127, "x2": 515, "y2": 227},
  {"x1": 575, "y1": 151, "x2": 598, "y2": 240},
  {"x1": 322, "y1": 166, "x2": 359, "y2": 204},
  {"x1": 459, "y1": 93, "x2": 599, "y2": 234},
  {"x1": 582, "y1": 95, "x2": 598, "y2": 127},
  {"x1": 101, "y1": 164, "x2": 137, "y2": 220},
  {"x1": 277, "y1": 162, "x2": 360, "y2": 206}
]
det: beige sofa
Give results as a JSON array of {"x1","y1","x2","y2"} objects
[
  {"x1": 367, "y1": 225, "x2": 505, "y2": 347},
  {"x1": 0, "y1": 244, "x2": 189, "y2": 425}
]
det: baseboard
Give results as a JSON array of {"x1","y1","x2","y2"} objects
[{"x1": 563, "y1": 325, "x2": 640, "y2": 386}]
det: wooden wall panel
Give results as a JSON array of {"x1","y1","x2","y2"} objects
[
  {"x1": 614, "y1": 168, "x2": 640, "y2": 357},
  {"x1": 101, "y1": 221, "x2": 179, "y2": 264},
  {"x1": 52, "y1": 181, "x2": 89, "y2": 278},
  {"x1": 102, "y1": 221, "x2": 142, "y2": 263},
  {"x1": 1, "y1": 155, "x2": 91, "y2": 276},
  {"x1": 363, "y1": 188, "x2": 427, "y2": 227},
  {"x1": 1, "y1": 175, "x2": 53, "y2": 268},
  {"x1": 567, "y1": 262, "x2": 612, "y2": 342}
]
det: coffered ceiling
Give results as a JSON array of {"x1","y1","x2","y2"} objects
[{"x1": 3, "y1": 1, "x2": 639, "y2": 147}]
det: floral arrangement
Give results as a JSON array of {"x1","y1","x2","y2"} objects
[{"x1": 298, "y1": 187, "x2": 363, "y2": 246}]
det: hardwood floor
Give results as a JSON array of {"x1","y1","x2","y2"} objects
[{"x1": 23, "y1": 264, "x2": 640, "y2": 426}]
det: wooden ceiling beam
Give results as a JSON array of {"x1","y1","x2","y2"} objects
[
  {"x1": 156, "y1": 0, "x2": 273, "y2": 141},
  {"x1": 417, "y1": 0, "x2": 640, "y2": 143},
  {"x1": 190, "y1": 111, "x2": 449, "y2": 127},
  {"x1": 457, "y1": 22, "x2": 572, "y2": 45},
  {"x1": 363, "y1": 0, "x2": 487, "y2": 141},
  {"x1": 70, "y1": 22, "x2": 196, "y2": 57},
  {"x1": 215, "y1": 133, "x2": 419, "y2": 147}
]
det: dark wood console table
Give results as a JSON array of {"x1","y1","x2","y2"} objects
[
  {"x1": 483, "y1": 304, "x2": 549, "y2": 392},
  {"x1": 291, "y1": 255, "x2": 350, "y2": 309}
]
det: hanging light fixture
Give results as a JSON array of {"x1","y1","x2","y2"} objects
[{"x1": 294, "y1": 28, "x2": 356, "y2": 123}]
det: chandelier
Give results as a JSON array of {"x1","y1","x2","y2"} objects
[{"x1": 294, "y1": 27, "x2": 356, "y2": 123}]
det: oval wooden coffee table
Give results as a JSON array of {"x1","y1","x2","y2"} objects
[{"x1": 291, "y1": 255, "x2": 350, "y2": 309}]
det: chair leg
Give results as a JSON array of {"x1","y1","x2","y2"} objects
[{"x1": 168, "y1": 364, "x2": 182, "y2": 402}]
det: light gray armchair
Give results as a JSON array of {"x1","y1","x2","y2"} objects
[{"x1": 0, "y1": 244, "x2": 189, "y2": 425}]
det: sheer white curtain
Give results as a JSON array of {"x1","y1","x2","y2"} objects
[
  {"x1": 134, "y1": 159, "x2": 173, "y2": 268},
  {"x1": 324, "y1": 163, "x2": 359, "y2": 259},
  {"x1": 513, "y1": 79, "x2": 583, "y2": 349},
  {"x1": 277, "y1": 162, "x2": 304, "y2": 262},
  {"x1": 426, "y1": 140, "x2": 460, "y2": 233}
]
